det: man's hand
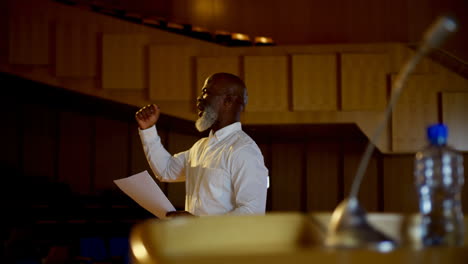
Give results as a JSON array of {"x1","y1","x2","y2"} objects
[
  {"x1": 166, "y1": 211, "x2": 195, "y2": 218},
  {"x1": 135, "y1": 104, "x2": 160, "y2": 130}
]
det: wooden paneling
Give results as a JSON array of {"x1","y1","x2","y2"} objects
[
  {"x1": 94, "y1": 116, "x2": 129, "y2": 193},
  {"x1": 244, "y1": 56, "x2": 289, "y2": 112},
  {"x1": 271, "y1": 143, "x2": 304, "y2": 211},
  {"x1": 149, "y1": 45, "x2": 196, "y2": 101},
  {"x1": 58, "y1": 111, "x2": 93, "y2": 195},
  {"x1": 196, "y1": 56, "x2": 240, "y2": 90},
  {"x1": 0, "y1": 0, "x2": 8, "y2": 62},
  {"x1": 167, "y1": 131, "x2": 200, "y2": 210},
  {"x1": 440, "y1": 69, "x2": 468, "y2": 92},
  {"x1": 306, "y1": 142, "x2": 340, "y2": 211},
  {"x1": 392, "y1": 74, "x2": 440, "y2": 152},
  {"x1": 343, "y1": 141, "x2": 379, "y2": 211},
  {"x1": 102, "y1": 34, "x2": 149, "y2": 89},
  {"x1": 22, "y1": 105, "x2": 58, "y2": 181},
  {"x1": 442, "y1": 92, "x2": 468, "y2": 151},
  {"x1": 8, "y1": 10, "x2": 49, "y2": 65},
  {"x1": 292, "y1": 54, "x2": 337, "y2": 111},
  {"x1": 382, "y1": 154, "x2": 418, "y2": 213},
  {"x1": 341, "y1": 53, "x2": 389, "y2": 111},
  {"x1": 55, "y1": 20, "x2": 98, "y2": 77}
]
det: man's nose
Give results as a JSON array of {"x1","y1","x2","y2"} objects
[{"x1": 197, "y1": 95, "x2": 205, "y2": 103}]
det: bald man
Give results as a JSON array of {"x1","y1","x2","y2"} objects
[{"x1": 135, "y1": 73, "x2": 268, "y2": 217}]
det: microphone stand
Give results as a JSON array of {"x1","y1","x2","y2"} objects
[{"x1": 324, "y1": 16, "x2": 457, "y2": 251}]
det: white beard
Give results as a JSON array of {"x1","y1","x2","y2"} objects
[{"x1": 195, "y1": 105, "x2": 218, "y2": 132}]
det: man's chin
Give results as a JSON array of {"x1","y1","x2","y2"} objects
[{"x1": 195, "y1": 118, "x2": 211, "y2": 132}]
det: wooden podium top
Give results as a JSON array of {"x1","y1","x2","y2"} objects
[{"x1": 129, "y1": 213, "x2": 468, "y2": 264}]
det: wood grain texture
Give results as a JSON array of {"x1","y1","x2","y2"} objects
[
  {"x1": 442, "y1": 92, "x2": 468, "y2": 151},
  {"x1": 55, "y1": 20, "x2": 98, "y2": 77},
  {"x1": 382, "y1": 154, "x2": 418, "y2": 213},
  {"x1": 341, "y1": 53, "x2": 389, "y2": 111},
  {"x1": 271, "y1": 143, "x2": 304, "y2": 211},
  {"x1": 149, "y1": 45, "x2": 196, "y2": 102},
  {"x1": 292, "y1": 54, "x2": 337, "y2": 111},
  {"x1": 343, "y1": 141, "x2": 379, "y2": 211},
  {"x1": 306, "y1": 142, "x2": 340, "y2": 211},
  {"x1": 244, "y1": 56, "x2": 289, "y2": 112},
  {"x1": 392, "y1": 74, "x2": 440, "y2": 152},
  {"x1": 102, "y1": 34, "x2": 149, "y2": 89},
  {"x1": 0, "y1": 0, "x2": 9, "y2": 63},
  {"x1": 8, "y1": 9, "x2": 49, "y2": 65}
]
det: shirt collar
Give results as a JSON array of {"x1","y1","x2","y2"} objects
[{"x1": 209, "y1": 122, "x2": 242, "y2": 142}]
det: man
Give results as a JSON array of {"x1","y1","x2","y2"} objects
[{"x1": 135, "y1": 73, "x2": 268, "y2": 217}]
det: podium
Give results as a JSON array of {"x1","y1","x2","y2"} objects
[{"x1": 129, "y1": 213, "x2": 468, "y2": 264}]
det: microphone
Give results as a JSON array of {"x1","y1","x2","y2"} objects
[
  {"x1": 349, "y1": 15, "x2": 458, "y2": 200},
  {"x1": 325, "y1": 15, "x2": 458, "y2": 251},
  {"x1": 420, "y1": 16, "x2": 457, "y2": 54}
]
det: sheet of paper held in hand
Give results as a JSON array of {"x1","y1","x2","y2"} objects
[{"x1": 114, "y1": 170, "x2": 175, "y2": 219}]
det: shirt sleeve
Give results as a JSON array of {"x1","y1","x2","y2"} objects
[
  {"x1": 139, "y1": 125, "x2": 187, "y2": 182},
  {"x1": 227, "y1": 145, "x2": 268, "y2": 215}
]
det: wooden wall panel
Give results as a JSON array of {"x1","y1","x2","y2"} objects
[
  {"x1": 442, "y1": 92, "x2": 468, "y2": 151},
  {"x1": 440, "y1": 68, "x2": 468, "y2": 93},
  {"x1": 244, "y1": 56, "x2": 289, "y2": 112},
  {"x1": 0, "y1": 0, "x2": 8, "y2": 62},
  {"x1": 382, "y1": 154, "x2": 418, "y2": 213},
  {"x1": 167, "y1": 131, "x2": 200, "y2": 210},
  {"x1": 55, "y1": 20, "x2": 98, "y2": 77},
  {"x1": 94, "y1": 116, "x2": 129, "y2": 193},
  {"x1": 22, "y1": 105, "x2": 58, "y2": 181},
  {"x1": 270, "y1": 143, "x2": 304, "y2": 211},
  {"x1": 392, "y1": 75, "x2": 440, "y2": 152},
  {"x1": 343, "y1": 141, "x2": 379, "y2": 211},
  {"x1": 292, "y1": 54, "x2": 337, "y2": 111},
  {"x1": 149, "y1": 45, "x2": 195, "y2": 101},
  {"x1": 196, "y1": 56, "x2": 240, "y2": 90},
  {"x1": 306, "y1": 142, "x2": 340, "y2": 211},
  {"x1": 58, "y1": 111, "x2": 93, "y2": 195},
  {"x1": 8, "y1": 12, "x2": 49, "y2": 65},
  {"x1": 341, "y1": 53, "x2": 389, "y2": 111},
  {"x1": 102, "y1": 34, "x2": 149, "y2": 89}
]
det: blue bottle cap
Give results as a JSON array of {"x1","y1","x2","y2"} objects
[{"x1": 427, "y1": 123, "x2": 448, "y2": 145}]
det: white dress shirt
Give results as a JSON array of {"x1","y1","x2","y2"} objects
[{"x1": 139, "y1": 122, "x2": 268, "y2": 216}]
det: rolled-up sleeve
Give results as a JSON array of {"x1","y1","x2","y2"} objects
[
  {"x1": 228, "y1": 145, "x2": 268, "y2": 215},
  {"x1": 139, "y1": 125, "x2": 187, "y2": 182}
]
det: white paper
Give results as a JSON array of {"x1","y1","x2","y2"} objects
[{"x1": 114, "y1": 171, "x2": 175, "y2": 219}]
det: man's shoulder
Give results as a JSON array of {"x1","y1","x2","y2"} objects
[{"x1": 229, "y1": 130, "x2": 261, "y2": 153}]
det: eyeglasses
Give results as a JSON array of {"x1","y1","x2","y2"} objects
[{"x1": 199, "y1": 88, "x2": 227, "y2": 100}]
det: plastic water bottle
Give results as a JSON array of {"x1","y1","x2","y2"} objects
[{"x1": 414, "y1": 123, "x2": 464, "y2": 246}]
